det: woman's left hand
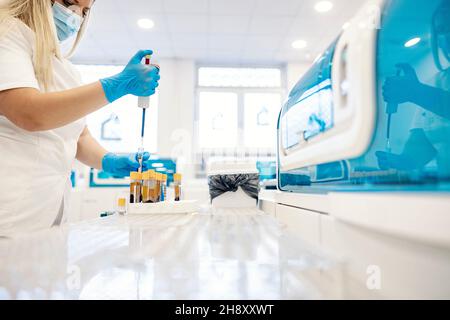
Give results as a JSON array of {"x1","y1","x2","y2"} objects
[{"x1": 102, "y1": 152, "x2": 150, "y2": 177}]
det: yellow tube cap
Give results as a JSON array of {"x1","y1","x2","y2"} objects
[
  {"x1": 118, "y1": 198, "x2": 126, "y2": 207},
  {"x1": 174, "y1": 173, "x2": 182, "y2": 181},
  {"x1": 148, "y1": 170, "x2": 156, "y2": 178}
]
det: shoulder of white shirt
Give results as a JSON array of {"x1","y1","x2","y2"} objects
[{"x1": 0, "y1": 16, "x2": 35, "y2": 42}]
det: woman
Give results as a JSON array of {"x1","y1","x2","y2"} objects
[{"x1": 0, "y1": 0, "x2": 160, "y2": 235}]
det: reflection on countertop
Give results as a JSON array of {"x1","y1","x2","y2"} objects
[{"x1": 0, "y1": 208, "x2": 343, "y2": 300}]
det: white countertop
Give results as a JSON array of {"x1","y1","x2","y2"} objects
[{"x1": 0, "y1": 208, "x2": 341, "y2": 300}]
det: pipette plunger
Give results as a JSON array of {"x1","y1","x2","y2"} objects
[{"x1": 137, "y1": 55, "x2": 152, "y2": 173}]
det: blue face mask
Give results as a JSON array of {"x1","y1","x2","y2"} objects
[{"x1": 52, "y1": 2, "x2": 83, "y2": 42}]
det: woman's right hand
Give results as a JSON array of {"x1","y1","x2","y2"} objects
[
  {"x1": 100, "y1": 50, "x2": 160, "y2": 103},
  {"x1": 382, "y1": 63, "x2": 420, "y2": 105}
]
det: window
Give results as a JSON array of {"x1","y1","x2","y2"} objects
[
  {"x1": 76, "y1": 65, "x2": 158, "y2": 153},
  {"x1": 196, "y1": 67, "x2": 285, "y2": 154}
]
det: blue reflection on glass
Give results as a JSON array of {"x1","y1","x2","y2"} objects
[
  {"x1": 278, "y1": 0, "x2": 450, "y2": 192},
  {"x1": 281, "y1": 42, "x2": 336, "y2": 149}
]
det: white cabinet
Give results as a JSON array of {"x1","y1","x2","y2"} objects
[
  {"x1": 320, "y1": 214, "x2": 450, "y2": 299},
  {"x1": 258, "y1": 191, "x2": 450, "y2": 299},
  {"x1": 276, "y1": 204, "x2": 321, "y2": 248}
]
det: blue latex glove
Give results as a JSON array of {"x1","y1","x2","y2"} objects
[
  {"x1": 100, "y1": 50, "x2": 160, "y2": 103},
  {"x1": 102, "y1": 152, "x2": 150, "y2": 177}
]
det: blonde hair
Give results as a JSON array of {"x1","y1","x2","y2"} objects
[{"x1": 0, "y1": 0, "x2": 91, "y2": 91}]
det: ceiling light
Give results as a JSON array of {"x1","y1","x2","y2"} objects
[
  {"x1": 314, "y1": 1, "x2": 334, "y2": 13},
  {"x1": 404, "y1": 37, "x2": 421, "y2": 48},
  {"x1": 137, "y1": 18, "x2": 155, "y2": 30},
  {"x1": 292, "y1": 39, "x2": 308, "y2": 50}
]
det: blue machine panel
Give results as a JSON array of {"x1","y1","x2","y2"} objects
[{"x1": 278, "y1": 0, "x2": 450, "y2": 192}]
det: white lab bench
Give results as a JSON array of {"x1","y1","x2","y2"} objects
[
  {"x1": 0, "y1": 208, "x2": 344, "y2": 300},
  {"x1": 2, "y1": 187, "x2": 449, "y2": 300},
  {"x1": 259, "y1": 189, "x2": 450, "y2": 299}
]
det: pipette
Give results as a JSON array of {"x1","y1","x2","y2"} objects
[{"x1": 137, "y1": 55, "x2": 152, "y2": 172}]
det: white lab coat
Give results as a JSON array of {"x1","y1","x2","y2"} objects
[
  {"x1": 0, "y1": 18, "x2": 85, "y2": 236},
  {"x1": 412, "y1": 69, "x2": 450, "y2": 175}
]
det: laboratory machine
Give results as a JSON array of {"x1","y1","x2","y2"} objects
[
  {"x1": 278, "y1": 0, "x2": 450, "y2": 193},
  {"x1": 269, "y1": 0, "x2": 450, "y2": 299}
]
